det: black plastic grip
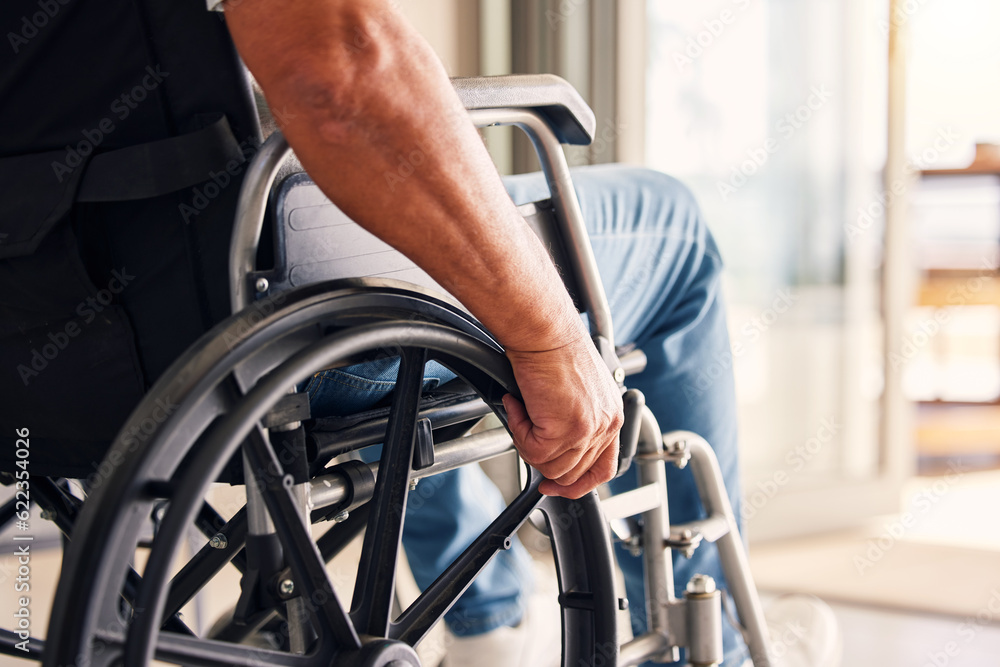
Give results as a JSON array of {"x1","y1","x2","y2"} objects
[{"x1": 615, "y1": 389, "x2": 645, "y2": 479}]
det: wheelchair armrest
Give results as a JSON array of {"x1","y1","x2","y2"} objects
[{"x1": 452, "y1": 74, "x2": 596, "y2": 146}]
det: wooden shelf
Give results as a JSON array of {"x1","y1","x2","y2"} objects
[
  {"x1": 922, "y1": 167, "x2": 1000, "y2": 176},
  {"x1": 919, "y1": 274, "x2": 1000, "y2": 307},
  {"x1": 917, "y1": 404, "x2": 1000, "y2": 456}
]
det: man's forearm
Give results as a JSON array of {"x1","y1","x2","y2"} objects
[
  {"x1": 227, "y1": 0, "x2": 623, "y2": 497},
  {"x1": 225, "y1": 0, "x2": 584, "y2": 353}
]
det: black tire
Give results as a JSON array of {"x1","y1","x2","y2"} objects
[{"x1": 44, "y1": 280, "x2": 618, "y2": 667}]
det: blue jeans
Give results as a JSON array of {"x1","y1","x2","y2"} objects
[{"x1": 305, "y1": 165, "x2": 745, "y2": 664}]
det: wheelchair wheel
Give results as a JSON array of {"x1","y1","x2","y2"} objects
[{"x1": 44, "y1": 279, "x2": 618, "y2": 667}]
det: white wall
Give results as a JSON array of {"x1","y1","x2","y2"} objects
[{"x1": 397, "y1": 0, "x2": 479, "y2": 76}]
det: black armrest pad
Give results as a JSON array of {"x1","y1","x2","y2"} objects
[{"x1": 452, "y1": 74, "x2": 596, "y2": 146}]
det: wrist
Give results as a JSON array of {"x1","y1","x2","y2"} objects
[{"x1": 500, "y1": 306, "x2": 587, "y2": 354}]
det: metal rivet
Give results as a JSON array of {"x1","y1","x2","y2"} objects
[
  {"x1": 333, "y1": 510, "x2": 350, "y2": 523},
  {"x1": 255, "y1": 277, "x2": 269, "y2": 293},
  {"x1": 613, "y1": 367, "x2": 625, "y2": 383},
  {"x1": 409, "y1": 478, "x2": 419, "y2": 491},
  {"x1": 279, "y1": 579, "x2": 295, "y2": 596},
  {"x1": 489, "y1": 534, "x2": 512, "y2": 550},
  {"x1": 209, "y1": 533, "x2": 228, "y2": 550}
]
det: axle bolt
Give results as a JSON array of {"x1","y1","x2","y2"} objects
[
  {"x1": 333, "y1": 510, "x2": 350, "y2": 523},
  {"x1": 686, "y1": 574, "x2": 717, "y2": 595},
  {"x1": 209, "y1": 533, "x2": 228, "y2": 550},
  {"x1": 409, "y1": 478, "x2": 419, "y2": 491}
]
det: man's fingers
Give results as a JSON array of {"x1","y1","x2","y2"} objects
[
  {"x1": 503, "y1": 393, "x2": 588, "y2": 480},
  {"x1": 551, "y1": 442, "x2": 604, "y2": 487},
  {"x1": 501, "y1": 394, "x2": 531, "y2": 444},
  {"x1": 531, "y1": 446, "x2": 587, "y2": 483},
  {"x1": 539, "y1": 471, "x2": 600, "y2": 499},
  {"x1": 540, "y1": 442, "x2": 619, "y2": 499}
]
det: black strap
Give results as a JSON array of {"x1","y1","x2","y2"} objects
[{"x1": 76, "y1": 113, "x2": 246, "y2": 202}]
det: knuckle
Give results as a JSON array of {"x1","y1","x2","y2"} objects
[
  {"x1": 518, "y1": 449, "x2": 542, "y2": 466},
  {"x1": 556, "y1": 472, "x2": 578, "y2": 486}
]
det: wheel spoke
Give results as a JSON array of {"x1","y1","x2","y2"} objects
[
  {"x1": 163, "y1": 507, "x2": 248, "y2": 620},
  {"x1": 351, "y1": 348, "x2": 427, "y2": 636},
  {"x1": 243, "y1": 424, "x2": 361, "y2": 651},
  {"x1": 390, "y1": 470, "x2": 544, "y2": 645},
  {"x1": 228, "y1": 503, "x2": 372, "y2": 644},
  {"x1": 194, "y1": 502, "x2": 249, "y2": 574}
]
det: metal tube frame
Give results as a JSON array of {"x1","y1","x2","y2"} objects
[
  {"x1": 619, "y1": 419, "x2": 773, "y2": 667},
  {"x1": 623, "y1": 407, "x2": 680, "y2": 665},
  {"x1": 466, "y1": 108, "x2": 615, "y2": 347},
  {"x1": 228, "y1": 110, "x2": 615, "y2": 346},
  {"x1": 681, "y1": 431, "x2": 772, "y2": 667},
  {"x1": 226, "y1": 102, "x2": 771, "y2": 665},
  {"x1": 309, "y1": 428, "x2": 515, "y2": 511}
]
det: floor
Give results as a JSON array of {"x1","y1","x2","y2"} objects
[
  {"x1": 826, "y1": 600, "x2": 1000, "y2": 667},
  {"x1": 4, "y1": 468, "x2": 1000, "y2": 666},
  {"x1": 750, "y1": 467, "x2": 1000, "y2": 666}
]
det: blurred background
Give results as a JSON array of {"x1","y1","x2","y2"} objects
[
  {"x1": 400, "y1": 0, "x2": 1000, "y2": 663},
  {"x1": 2, "y1": 1, "x2": 999, "y2": 665}
]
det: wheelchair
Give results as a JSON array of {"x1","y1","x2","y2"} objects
[{"x1": 1, "y1": 75, "x2": 773, "y2": 667}]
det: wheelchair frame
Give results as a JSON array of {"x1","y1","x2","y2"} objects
[
  {"x1": 0, "y1": 75, "x2": 772, "y2": 667},
  {"x1": 224, "y1": 76, "x2": 773, "y2": 666}
]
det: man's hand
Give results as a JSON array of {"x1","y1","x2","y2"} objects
[
  {"x1": 225, "y1": 0, "x2": 622, "y2": 498},
  {"x1": 503, "y1": 333, "x2": 623, "y2": 499}
]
